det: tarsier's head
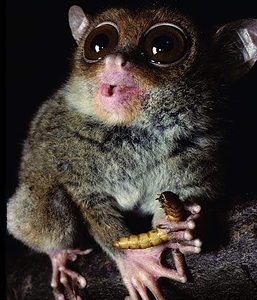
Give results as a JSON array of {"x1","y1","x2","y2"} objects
[{"x1": 67, "y1": 5, "x2": 257, "y2": 125}]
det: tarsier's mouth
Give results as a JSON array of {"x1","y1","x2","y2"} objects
[
  {"x1": 98, "y1": 72, "x2": 140, "y2": 112},
  {"x1": 100, "y1": 83, "x2": 139, "y2": 98}
]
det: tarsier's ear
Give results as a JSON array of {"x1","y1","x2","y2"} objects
[
  {"x1": 214, "y1": 19, "x2": 257, "y2": 81},
  {"x1": 69, "y1": 6, "x2": 90, "y2": 43}
]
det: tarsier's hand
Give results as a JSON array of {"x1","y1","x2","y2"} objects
[
  {"x1": 117, "y1": 201, "x2": 202, "y2": 300},
  {"x1": 158, "y1": 200, "x2": 202, "y2": 255}
]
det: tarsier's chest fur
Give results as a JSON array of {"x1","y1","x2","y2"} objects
[{"x1": 26, "y1": 93, "x2": 207, "y2": 217}]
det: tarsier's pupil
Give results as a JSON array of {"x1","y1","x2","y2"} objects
[
  {"x1": 91, "y1": 34, "x2": 109, "y2": 53},
  {"x1": 152, "y1": 36, "x2": 174, "y2": 55}
]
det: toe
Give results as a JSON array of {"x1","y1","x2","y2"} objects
[
  {"x1": 125, "y1": 281, "x2": 140, "y2": 300},
  {"x1": 147, "y1": 282, "x2": 166, "y2": 300},
  {"x1": 136, "y1": 286, "x2": 149, "y2": 300},
  {"x1": 155, "y1": 264, "x2": 187, "y2": 283},
  {"x1": 60, "y1": 270, "x2": 69, "y2": 286}
]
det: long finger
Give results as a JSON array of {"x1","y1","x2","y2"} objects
[
  {"x1": 136, "y1": 285, "x2": 150, "y2": 300},
  {"x1": 155, "y1": 265, "x2": 187, "y2": 283},
  {"x1": 172, "y1": 251, "x2": 187, "y2": 277},
  {"x1": 159, "y1": 219, "x2": 196, "y2": 232},
  {"x1": 179, "y1": 245, "x2": 201, "y2": 255},
  {"x1": 180, "y1": 239, "x2": 202, "y2": 247},
  {"x1": 60, "y1": 271, "x2": 77, "y2": 300},
  {"x1": 51, "y1": 264, "x2": 60, "y2": 288},
  {"x1": 124, "y1": 279, "x2": 140, "y2": 300},
  {"x1": 59, "y1": 267, "x2": 87, "y2": 289},
  {"x1": 53, "y1": 287, "x2": 65, "y2": 300},
  {"x1": 169, "y1": 229, "x2": 195, "y2": 242},
  {"x1": 184, "y1": 202, "x2": 201, "y2": 214},
  {"x1": 147, "y1": 281, "x2": 166, "y2": 300}
]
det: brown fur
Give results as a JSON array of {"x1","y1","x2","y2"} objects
[{"x1": 7, "y1": 5, "x2": 257, "y2": 298}]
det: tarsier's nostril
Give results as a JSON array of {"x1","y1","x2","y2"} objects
[
  {"x1": 105, "y1": 54, "x2": 128, "y2": 68},
  {"x1": 117, "y1": 55, "x2": 128, "y2": 67},
  {"x1": 120, "y1": 59, "x2": 127, "y2": 67}
]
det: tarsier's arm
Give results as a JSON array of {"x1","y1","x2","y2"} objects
[{"x1": 77, "y1": 193, "x2": 131, "y2": 258}]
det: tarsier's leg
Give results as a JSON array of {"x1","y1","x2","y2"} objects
[{"x1": 7, "y1": 184, "x2": 92, "y2": 300}]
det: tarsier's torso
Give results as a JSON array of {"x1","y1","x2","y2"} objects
[{"x1": 24, "y1": 93, "x2": 201, "y2": 217}]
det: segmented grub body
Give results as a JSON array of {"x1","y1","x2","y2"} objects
[
  {"x1": 112, "y1": 227, "x2": 168, "y2": 249},
  {"x1": 113, "y1": 191, "x2": 185, "y2": 249},
  {"x1": 158, "y1": 191, "x2": 185, "y2": 222}
]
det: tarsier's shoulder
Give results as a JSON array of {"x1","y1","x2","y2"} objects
[
  {"x1": 20, "y1": 91, "x2": 71, "y2": 164},
  {"x1": 29, "y1": 91, "x2": 67, "y2": 134}
]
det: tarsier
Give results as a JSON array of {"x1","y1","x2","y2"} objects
[{"x1": 7, "y1": 3, "x2": 257, "y2": 300}]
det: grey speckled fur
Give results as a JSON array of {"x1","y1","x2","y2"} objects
[
  {"x1": 7, "y1": 75, "x2": 223, "y2": 254},
  {"x1": 7, "y1": 7, "x2": 256, "y2": 262}
]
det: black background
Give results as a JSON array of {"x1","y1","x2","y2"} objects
[{"x1": 6, "y1": 0, "x2": 257, "y2": 199}]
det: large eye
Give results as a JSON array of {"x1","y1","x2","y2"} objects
[
  {"x1": 84, "y1": 23, "x2": 119, "y2": 62},
  {"x1": 142, "y1": 23, "x2": 189, "y2": 65}
]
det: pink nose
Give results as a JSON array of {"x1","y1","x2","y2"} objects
[{"x1": 105, "y1": 54, "x2": 129, "y2": 68}]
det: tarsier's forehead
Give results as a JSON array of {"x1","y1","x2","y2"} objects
[{"x1": 93, "y1": 7, "x2": 198, "y2": 38}]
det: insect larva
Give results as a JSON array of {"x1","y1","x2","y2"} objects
[
  {"x1": 158, "y1": 191, "x2": 185, "y2": 222},
  {"x1": 112, "y1": 228, "x2": 169, "y2": 249},
  {"x1": 113, "y1": 191, "x2": 185, "y2": 249}
]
